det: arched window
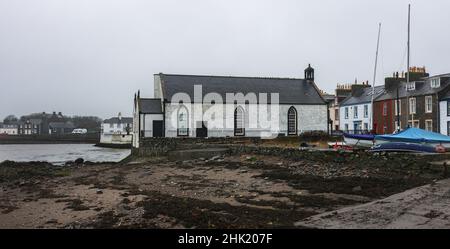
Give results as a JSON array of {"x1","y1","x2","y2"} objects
[
  {"x1": 234, "y1": 106, "x2": 245, "y2": 136},
  {"x1": 288, "y1": 106, "x2": 297, "y2": 135},
  {"x1": 177, "y1": 105, "x2": 189, "y2": 136}
]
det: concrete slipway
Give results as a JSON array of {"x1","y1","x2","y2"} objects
[{"x1": 295, "y1": 178, "x2": 450, "y2": 229}]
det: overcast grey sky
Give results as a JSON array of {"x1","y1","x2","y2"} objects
[{"x1": 1, "y1": 0, "x2": 449, "y2": 119}]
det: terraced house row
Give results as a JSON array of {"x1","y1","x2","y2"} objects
[{"x1": 337, "y1": 67, "x2": 450, "y2": 136}]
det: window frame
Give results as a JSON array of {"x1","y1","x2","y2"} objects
[
  {"x1": 447, "y1": 101, "x2": 450, "y2": 117},
  {"x1": 425, "y1": 96, "x2": 433, "y2": 113},
  {"x1": 177, "y1": 105, "x2": 189, "y2": 137},
  {"x1": 409, "y1": 98, "x2": 417, "y2": 114},
  {"x1": 234, "y1": 106, "x2": 245, "y2": 137},
  {"x1": 287, "y1": 106, "x2": 298, "y2": 136},
  {"x1": 406, "y1": 82, "x2": 416, "y2": 91},
  {"x1": 408, "y1": 120, "x2": 420, "y2": 128},
  {"x1": 383, "y1": 102, "x2": 388, "y2": 116},
  {"x1": 425, "y1": 119, "x2": 433, "y2": 132},
  {"x1": 431, "y1": 78, "x2": 441, "y2": 88}
]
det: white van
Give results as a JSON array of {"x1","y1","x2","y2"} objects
[{"x1": 72, "y1": 128, "x2": 88, "y2": 134}]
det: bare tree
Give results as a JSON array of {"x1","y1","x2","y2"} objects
[{"x1": 3, "y1": 115, "x2": 18, "y2": 124}]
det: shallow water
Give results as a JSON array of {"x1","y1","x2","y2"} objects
[{"x1": 0, "y1": 144, "x2": 130, "y2": 165}]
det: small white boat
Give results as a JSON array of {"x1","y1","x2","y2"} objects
[
  {"x1": 343, "y1": 133, "x2": 375, "y2": 148},
  {"x1": 369, "y1": 142, "x2": 445, "y2": 154}
]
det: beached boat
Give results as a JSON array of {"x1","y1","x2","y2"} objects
[
  {"x1": 374, "y1": 128, "x2": 450, "y2": 150},
  {"x1": 343, "y1": 133, "x2": 375, "y2": 148},
  {"x1": 369, "y1": 142, "x2": 442, "y2": 154}
]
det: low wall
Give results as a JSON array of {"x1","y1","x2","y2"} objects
[
  {"x1": 132, "y1": 135, "x2": 331, "y2": 158},
  {"x1": 133, "y1": 137, "x2": 450, "y2": 167}
]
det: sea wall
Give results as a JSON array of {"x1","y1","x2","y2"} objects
[{"x1": 132, "y1": 134, "x2": 332, "y2": 158}]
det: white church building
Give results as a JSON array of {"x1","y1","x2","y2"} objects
[{"x1": 132, "y1": 66, "x2": 328, "y2": 148}]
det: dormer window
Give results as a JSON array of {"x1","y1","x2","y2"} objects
[
  {"x1": 431, "y1": 78, "x2": 440, "y2": 88},
  {"x1": 406, "y1": 82, "x2": 416, "y2": 91}
]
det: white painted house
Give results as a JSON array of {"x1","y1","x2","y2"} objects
[
  {"x1": 0, "y1": 123, "x2": 18, "y2": 135},
  {"x1": 100, "y1": 113, "x2": 133, "y2": 145},
  {"x1": 438, "y1": 78, "x2": 450, "y2": 136},
  {"x1": 439, "y1": 99, "x2": 450, "y2": 136},
  {"x1": 132, "y1": 66, "x2": 328, "y2": 148},
  {"x1": 339, "y1": 85, "x2": 385, "y2": 133}
]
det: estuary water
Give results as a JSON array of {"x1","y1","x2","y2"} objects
[{"x1": 0, "y1": 144, "x2": 130, "y2": 165}]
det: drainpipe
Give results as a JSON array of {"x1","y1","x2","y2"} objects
[
  {"x1": 163, "y1": 99, "x2": 166, "y2": 137},
  {"x1": 436, "y1": 93, "x2": 440, "y2": 133},
  {"x1": 327, "y1": 102, "x2": 330, "y2": 135},
  {"x1": 396, "y1": 86, "x2": 400, "y2": 132},
  {"x1": 137, "y1": 91, "x2": 141, "y2": 146}
]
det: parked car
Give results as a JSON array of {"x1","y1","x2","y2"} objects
[{"x1": 72, "y1": 128, "x2": 88, "y2": 134}]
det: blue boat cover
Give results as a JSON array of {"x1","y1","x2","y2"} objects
[{"x1": 375, "y1": 128, "x2": 450, "y2": 144}]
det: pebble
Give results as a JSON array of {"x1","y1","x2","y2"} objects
[{"x1": 352, "y1": 186, "x2": 362, "y2": 192}]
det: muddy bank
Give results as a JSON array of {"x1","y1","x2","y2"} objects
[{"x1": 0, "y1": 151, "x2": 447, "y2": 228}]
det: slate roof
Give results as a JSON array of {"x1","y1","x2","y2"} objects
[
  {"x1": 322, "y1": 94, "x2": 335, "y2": 103},
  {"x1": 139, "y1": 98, "x2": 163, "y2": 114},
  {"x1": 158, "y1": 74, "x2": 326, "y2": 105},
  {"x1": 340, "y1": 86, "x2": 385, "y2": 106},
  {"x1": 0, "y1": 123, "x2": 18, "y2": 128},
  {"x1": 103, "y1": 117, "x2": 133, "y2": 124},
  {"x1": 375, "y1": 78, "x2": 450, "y2": 101}
]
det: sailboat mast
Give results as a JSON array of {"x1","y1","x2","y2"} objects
[
  {"x1": 407, "y1": 4, "x2": 411, "y2": 84},
  {"x1": 370, "y1": 23, "x2": 382, "y2": 132},
  {"x1": 407, "y1": 4, "x2": 412, "y2": 126}
]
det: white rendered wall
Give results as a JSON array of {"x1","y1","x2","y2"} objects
[
  {"x1": 339, "y1": 103, "x2": 372, "y2": 132},
  {"x1": 141, "y1": 114, "x2": 164, "y2": 137},
  {"x1": 164, "y1": 103, "x2": 327, "y2": 138},
  {"x1": 439, "y1": 101, "x2": 450, "y2": 136},
  {"x1": 0, "y1": 128, "x2": 17, "y2": 135}
]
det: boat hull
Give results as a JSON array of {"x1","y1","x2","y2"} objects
[
  {"x1": 369, "y1": 142, "x2": 439, "y2": 154},
  {"x1": 375, "y1": 139, "x2": 450, "y2": 150},
  {"x1": 343, "y1": 136, "x2": 374, "y2": 148}
]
